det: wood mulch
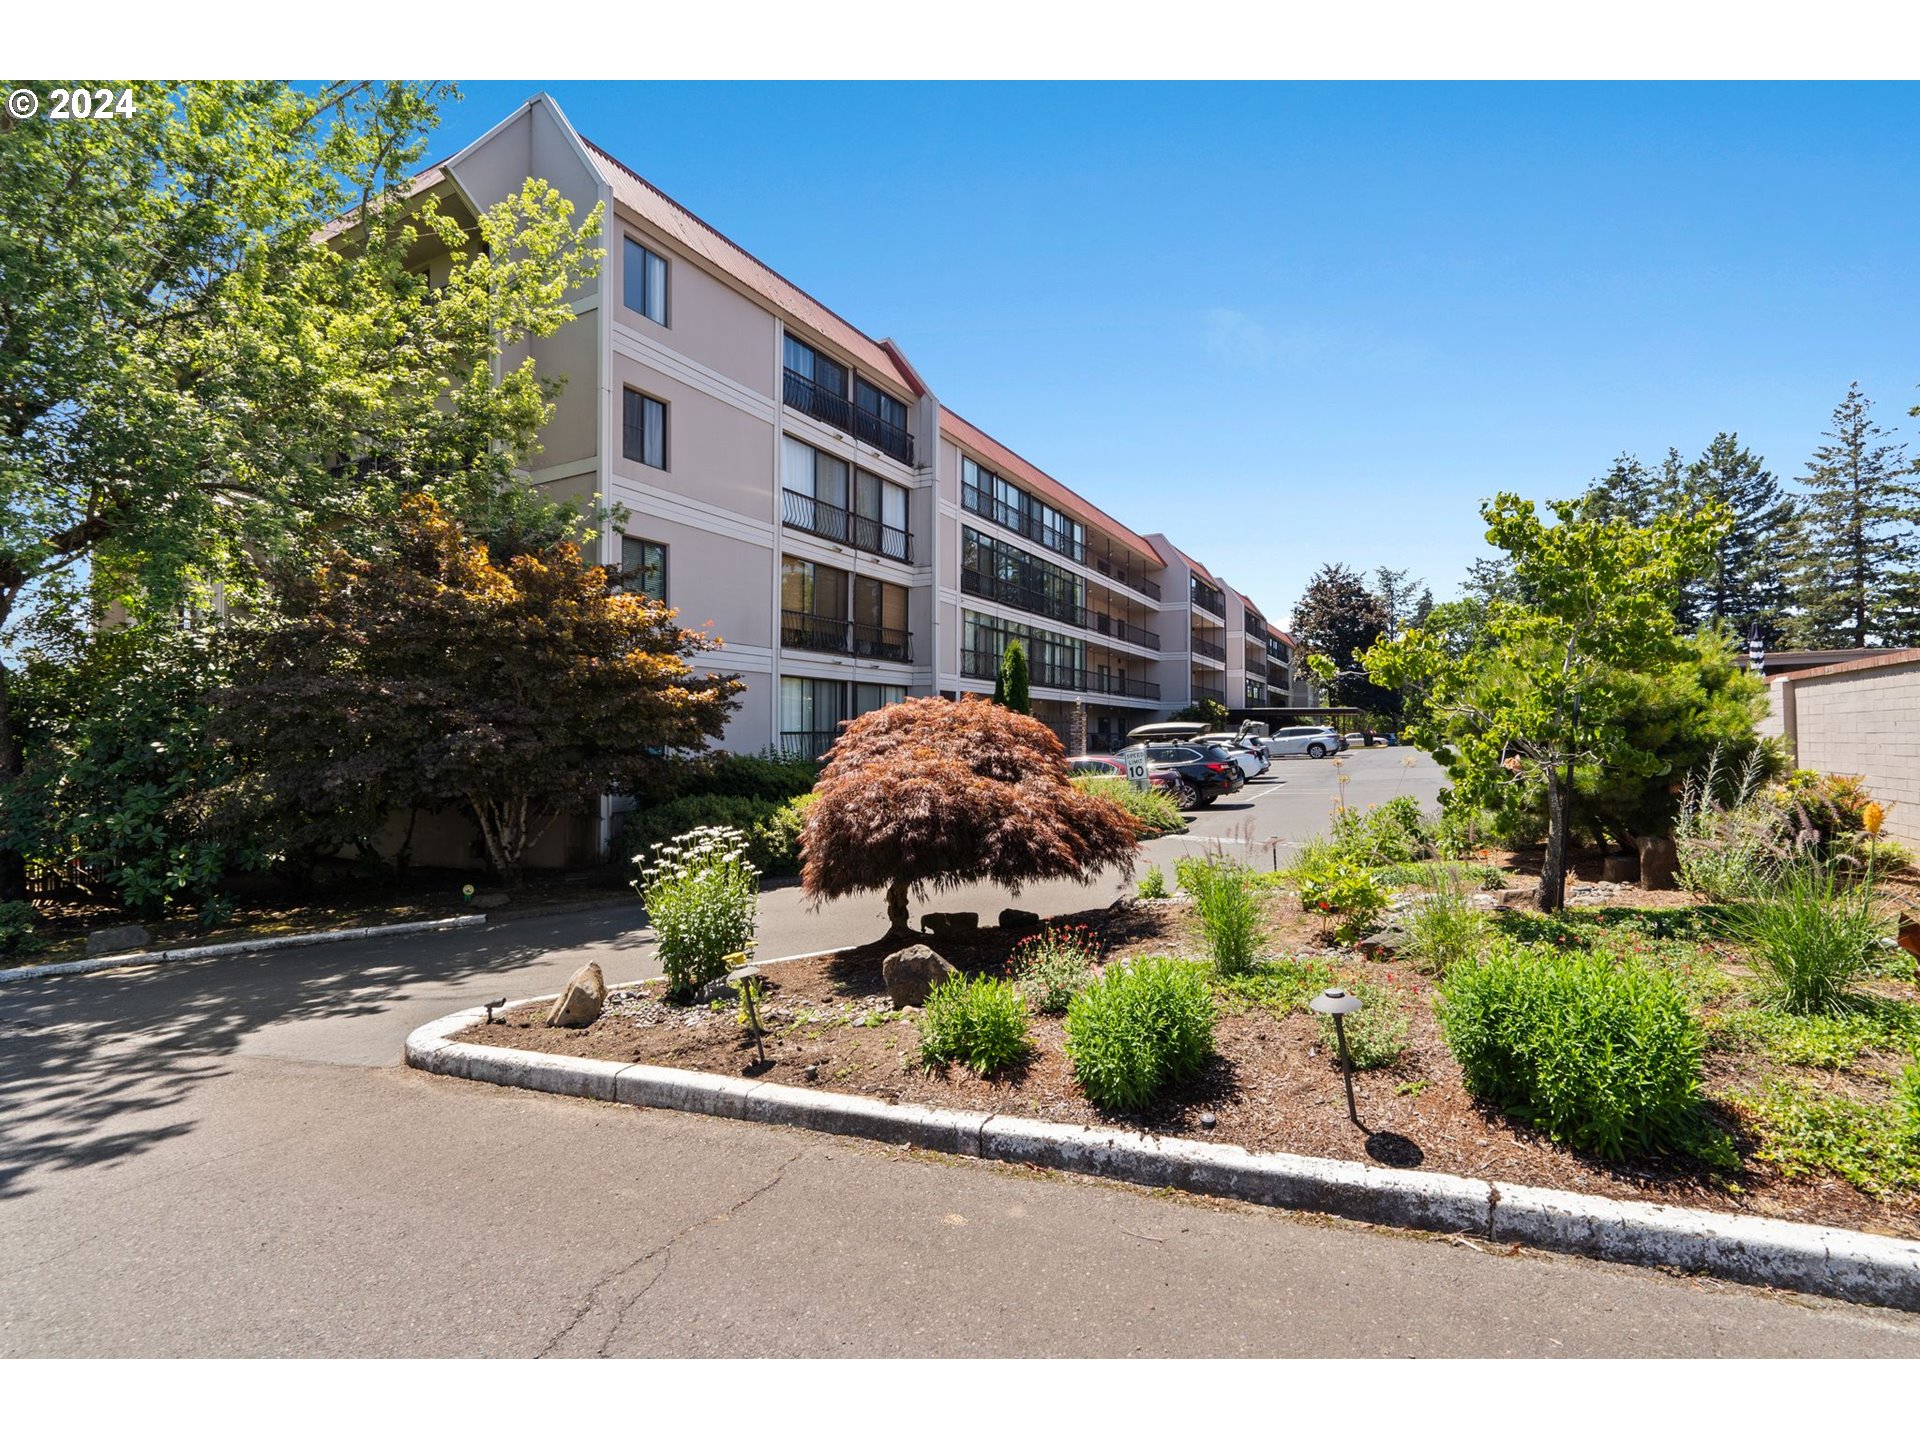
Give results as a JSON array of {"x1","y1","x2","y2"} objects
[{"x1": 458, "y1": 884, "x2": 1920, "y2": 1242}]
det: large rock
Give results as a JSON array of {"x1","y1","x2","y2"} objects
[
  {"x1": 544, "y1": 961, "x2": 607, "y2": 1028},
  {"x1": 1636, "y1": 836, "x2": 1679, "y2": 891},
  {"x1": 922, "y1": 912, "x2": 979, "y2": 939},
  {"x1": 1355, "y1": 925, "x2": 1408, "y2": 961},
  {"x1": 883, "y1": 944, "x2": 956, "y2": 1009},
  {"x1": 85, "y1": 924, "x2": 151, "y2": 958},
  {"x1": 1600, "y1": 852, "x2": 1640, "y2": 884},
  {"x1": 998, "y1": 908, "x2": 1041, "y2": 932}
]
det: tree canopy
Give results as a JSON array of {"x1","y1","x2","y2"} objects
[{"x1": 801, "y1": 697, "x2": 1138, "y2": 933}]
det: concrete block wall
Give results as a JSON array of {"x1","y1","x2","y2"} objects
[{"x1": 1766, "y1": 656, "x2": 1920, "y2": 849}]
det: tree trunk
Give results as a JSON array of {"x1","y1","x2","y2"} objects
[
  {"x1": 885, "y1": 878, "x2": 911, "y2": 935},
  {"x1": 1538, "y1": 769, "x2": 1569, "y2": 912},
  {"x1": 0, "y1": 658, "x2": 26, "y2": 904}
]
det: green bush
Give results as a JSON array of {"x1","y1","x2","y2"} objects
[
  {"x1": 1401, "y1": 868, "x2": 1492, "y2": 977},
  {"x1": 1287, "y1": 846, "x2": 1389, "y2": 943},
  {"x1": 1071, "y1": 774, "x2": 1186, "y2": 837},
  {"x1": 919, "y1": 974, "x2": 1031, "y2": 1075},
  {"x1": 0, "y1": 900, "x2": 42, "y2": 957},
  {"x1": 633, "y1": 825, "x2": 760, "y2": 1002},
  {"x1": 1064, "y1": 957, "x2": 1216, "y2": 1110},
  {"x1": 1720, "y1": 861, "x2": 1889, "y2": 1015},
  {"x1": 679, "y1": 749, "x2": 820, "y2": 803},
  {"x1": 1437, "y1": 942, "x2": 1713, "y2": 1161},
  {"x1": 1137, "y1": 864, "x2": 1168, "y2": 900},
  {"x1": 625, "y1": 794, "x2": 788, "y2": 871},
  {"x1": 1006, "y1": 922, "x2": 1101, "y2": 1014},
  {"x1": 1317, "y1": 980, "x2": 1407, "y2": 1069},
  {"x1": 1330, "y1": 796, "x2": 1432, "y2": 866},
  {"x1": 752, "y1": 792, "x2": 817, "y2": 875},
  {"x1": 1181, "y1": 857, "x2": 1266, "y2": 977}
]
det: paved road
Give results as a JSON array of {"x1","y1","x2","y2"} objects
[{"x1": 4, "y1": 749, "x2": 1918, "y2": 1356}]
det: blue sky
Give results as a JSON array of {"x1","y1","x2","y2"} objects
[{"x1": 433, "y1": 82, "x2": 1920, "y2": 625}]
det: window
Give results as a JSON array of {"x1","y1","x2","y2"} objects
[
  {"x1": 783, "y1": 435, "x2": 849, "y2": 510},
  {"x1": 783, "y1": 437, "x2": 908, "y2": 560},
  {"x1": 620, "y1": 537, "x2": 667, "y2": 602},
  {"x1": 623, "y1": 238, "x2": 668, "y2": 325},
  {"x1": 784, "y1": 335, "x2": 847, "y2": 398},
  {"x1": 781, "y1": 557, "x2": 846, "y2": 619},
  {"x1": 855, "y1": 378, "x2": 907, "y2": 433},
  {"x1": 623, "y1": 389, "x2": 667, "y2": 469}
]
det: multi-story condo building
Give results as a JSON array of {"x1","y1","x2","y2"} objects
[{"x1": 417, "y1": 95, "x2": 1302, "y2": 779}]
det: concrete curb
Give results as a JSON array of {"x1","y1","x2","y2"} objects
[
  {"x1": 0, "y1": 913, "x2": 489, "y2": 985},
  {"x1": 405, "y1": 998, "x2": 1920, "y2": 1312}
]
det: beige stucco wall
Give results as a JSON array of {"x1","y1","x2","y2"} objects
[
  {"x1": 611, "y1": 214, "x2": 778, "y2": 396},
  {"x1": 1777, "y1": 658, "x2": 1920, "y2": 847}
]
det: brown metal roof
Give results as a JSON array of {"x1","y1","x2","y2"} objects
[{"x1": 1768, "y1": 648, "x2": 1920, "y2": 684}]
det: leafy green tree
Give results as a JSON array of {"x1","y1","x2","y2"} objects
[
  {"x1": 1291, "y1": 563, "x2": 1397, "y2": 715},
  {"x1": 221, "y1": 499, "x2": 741, "y2": 884},
  {"x1": 1678, "y1": 433, "x2": 1795, "y2": 640},
  {"x1": 1785, "y1": 383, "x2": 1919, "y2": 648},
  {"x1": 1366, "y1": 494, "x2": 1724, "y2": 911},
  {"x1": 1373, "y1": 566, "x2": 1433, "y2": 642},
  {"x1": 993, "y1": 639, "x2": 1031, "y2": 714},
  {"x1": 0, "y1": 80, "x2": 602, "y2": 898},
  {"x1": 1172, "y1": 696, "x2": 1230, "y2": 728}
]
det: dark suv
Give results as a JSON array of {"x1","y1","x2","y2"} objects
[{"x1": 1143, "y1": 743, "x2": 1244, "y2": 807}]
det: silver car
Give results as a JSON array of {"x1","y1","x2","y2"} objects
[
  {"x1": 1196, "y1": 733, "x2": 1270, "y2": 780},
  {"x1": 1265, "y1": 725, "x2": 1344, "y2": 759}
]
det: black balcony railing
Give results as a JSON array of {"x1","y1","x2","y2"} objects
[
  {"x1": 1090, "y1": 612, "x2": 1161, "y2": 651},
  {"x1": 960, "y1": 649, "x2": 1160, "y2": 700},
  {"x1": 960, "y1": 566, "x2": 1086, "y2": 629},
  {"x1": 1192, "y1": 682, "x2": 1226, "y2": 706},
  {"x1": 1095, "y1": 558, "x2": 1162, "y2": 601},
  {"x1": 1267, "y1": 659, "x2": 1289, "y2": 681},
  {"x1": 784, "y1": 369, "x2": 914, "y2": 465},
  {"x1": 781, "y1": 610, "x2": 912, "y2": 663},
  {"x1": 781, "y1": 489, "x2": 912, "y2": 563},
  {"x1": 1190, "y1": 578, "x2": 1225, "y2": 616},
  {"x1": 960, "y1": 482, "x2": 1087, "y2": 565},
  {"x1": 1191, "y1": 635, "x2": 1226, "y2": 662},
  {"x1": 778, "y1": 729, "x2": 842, "y2": 760}
]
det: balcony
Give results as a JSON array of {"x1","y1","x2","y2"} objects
[
  {"x1": 782, "y1": 488, "x2": 912, "y2": 563},
  {"x1": 1192, "y1": 682, "x2": 1226, "y2": 706},
  {"x1": 1093, "y1": 556, "x2": 1162, "y2": 601},
  {"x1": 778, "y1": 729, "x2": 841, "y2": 760},
  {"x1": 1267, "y1": 659, "x2": 1289, "y2": 682},
  {"x1": 959, "y1": 649, "x2": 1160, "y2": 700},
  {"x1": 1191, "y1": 635, "x2": 1226, "y2": 662},
  {"x1": 1089, "y1": 611, "x2": 1160, "y2": 651},
  {"x1": 961, "y1": 482, "x2": 1086, "y2": 565},
  {"x1": 781, "y1": 609, "x2": 912, "y2": 663},
  {"x1": 1190, "y1": 577, "x2": 1225, "y2": 616},
  {"x1": 783, "y1": 369, "x2": 914, "y2": 465},
  {"x1": 962, "y1": 565, "x2": 1086, "y2": 630}
]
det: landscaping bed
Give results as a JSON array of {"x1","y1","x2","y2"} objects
[{"x1": 457, "y1": 881, "x2": 1920, "y2": 1242}]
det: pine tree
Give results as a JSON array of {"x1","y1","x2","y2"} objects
[
  {"x1": 994, "y1": 640, "x2": 1031, "y2": 714},
  {"x1": 1677, "y1": 433, "x2": 1796, "y2": 640},
  {"x1": 1786, "y1": 384, "x2": 1919, "y2": 649},
  {"x1": 1581, "y1": 453, "x2": 1668, "y2": 529}
]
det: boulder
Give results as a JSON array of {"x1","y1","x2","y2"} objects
[
  {"x1": 922, "y1": 912, "x2": 979, "y2": 938},
  {"x1": 544, "y1": 961, "x2": 607, "y2": 1028},
  {"x1": 883, "y1": 944, "x2": 956, "y2": 1009},
  {"x1": 1636, "y1": 835, "x2": 1679, "y2": 891},
  {"x1": 1600, "y1": 853, "x2": 1640, "y2": 884},
  {"x1": 998, "y1": 908, "x2": 1041, "y2": 932},
  {"x1": 85, "y1": 924, "x2": 151, "y2": 958},
  {"x1": 1355, "y1": 925, "x2": 1408, "y2": 961}
]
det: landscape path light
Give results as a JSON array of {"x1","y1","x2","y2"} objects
[{"x1": 1310, "y1": 986, "x2": 1363, "y2": 1126}]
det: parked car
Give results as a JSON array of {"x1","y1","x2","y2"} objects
[
  {"x1": 1343, "y1": 732, "x2": 1388, "y2": 748},
  {"x1": 1265, "y1": 725, "x2": 1345, "y2": 759},
  {"x1": 1141, "y1": 743, "x2": 1243, "y2": 807},
  {"x1": 1196, "y1": 732, "x2": 1271, "y2": 780}
]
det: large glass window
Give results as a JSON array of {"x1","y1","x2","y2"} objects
[
  {"x1": 622, "y1": 389, "x2": 666, "y2": 470},
  {"x1": 620, "y1": 536, "x2": 667, "y2": 602},
  {"x1": 783, "y1": 435, "x2": 848, "y2": 510},
  {"x1": 783, "y1": 335, "x2": 847, "y2": 398},
  {"x1": 855, "y1": 378, "x2": 907, "y2": 432},
  {"x1": 781, "y1": 558, "x2": 846, "y2": 619},
  {"x1": 623, "y1": 237, "x2": 668, "y2": 325}
]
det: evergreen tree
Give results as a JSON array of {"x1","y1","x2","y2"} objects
[
  {"x1": 994, "y1": 640, "x2": 1031, "y2": 714},
  {"x1": 1581, "y1": 453, "x2": 1667, "y2": 529},
  {"x1": 1373, "y1": 566, "x2": 1433, "y2": 642},
  {"x1": 1786, "y1": 384, "x2": 1919, "y2": 648},
  {"x1": 1677, "y1": 433, "x2": 1795, "y2": 640},
  {"x1": 1291, "y1": 563, "x2": 1396, "y2": 715}
]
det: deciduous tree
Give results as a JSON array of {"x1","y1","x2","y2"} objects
[{"x1": 801, "y1": 697, "x2": 1138, "y2": 934}]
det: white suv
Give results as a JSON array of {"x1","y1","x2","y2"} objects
[
  {"x1": 1266, "y1": 725, "x2": 1343, "y2": 759},
  {"x1": 1196, "y1": 733, "x2": 1271, "y2": 780}
]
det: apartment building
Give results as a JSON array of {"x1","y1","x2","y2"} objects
[{"x1": 427, "y1": 94, "x2": 1300, "y2": 773}]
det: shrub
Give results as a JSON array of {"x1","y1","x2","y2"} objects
[
  {"x1": 1437, "y1": 942, "x2": 1712, "y2": 1161},
  {"x1": 633, "y1": 825, "x2": 760, "y2": 1002},
  {"x1": 1006, "y1": 922, "x2": 1101, "y2": 1014},
  {"x1": 0, "y1": 900, "x2": 42, "y2": 957},
  {"x1": 1401, "y1": 868, "x2": 1491, "y2": 977},
  {"x1": 752, "y1": 792, "x2": 817, "y2": 875},
  {"x1": 1181, "y1": 858, "x2": 1266, "y2": 977},
  {"x1": 1376, "y1": 859, "x2": 1505, "y2": 891},
  {"x1": 624, "y1": 793, "x2": 817, "y2": 873},
  {"x1": 1720, "y1": 860, "x2": 1889, "y2": 1015},
  {"x1": 1330, "y1": 795, "x2": 1431, "y2": 865},
  {"x1": 1137, "y1": 864, "x2": 1168, "y2": 900},
  {"x1": 918, "y1": 974, "x2": 1031, "y2": 1075},
  {"x1": 1071, "y1": 774, "x2": 1186, "y2": 837},
  {"x1": 1317, "y1": 980, "x2": 1407, "y2": 1069},
  {"x1": 1064, "y1": 957, "x2": 1215, "y2": 1110},
  {"x1": 1288, "y1": 849, "x2": 1389, "y2": 943},
  {"x1": 680, "y1": 749, "x2": 820, "y2": 804}
]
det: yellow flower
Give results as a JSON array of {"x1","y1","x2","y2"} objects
[{"x1": 1863, "y1": 802, "x2": 1884, "y2": 837}]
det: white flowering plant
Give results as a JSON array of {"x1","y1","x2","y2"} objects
[{"x1": 633, "y1": 824, "x2": 761, "y2": 1001}]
